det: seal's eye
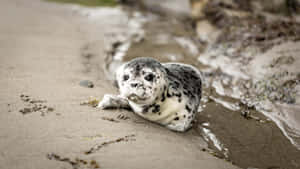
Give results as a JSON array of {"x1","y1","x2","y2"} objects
[
  {"x1": 123, "y1": 75, "x2": 129, "y2": 81},
  {"x1": 144, "y1": 74, "x2": 155, "y2": 82}
]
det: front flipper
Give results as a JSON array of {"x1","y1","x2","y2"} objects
[{"x1": 98, "y1": 94, "x2": 130, "y2": 110}]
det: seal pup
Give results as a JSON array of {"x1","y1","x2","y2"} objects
[{"x1": 98, "y1": 57, "x2": 202, "y2": 132}]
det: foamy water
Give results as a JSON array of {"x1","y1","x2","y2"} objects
[{"x1": 198, "y1": 41, "x2": 300, "y2": 150}]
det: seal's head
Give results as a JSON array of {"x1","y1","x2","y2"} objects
[{"x1": 116, "y1": 57, "x2": 168, "y2": 105}]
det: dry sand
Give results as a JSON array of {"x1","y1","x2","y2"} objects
[{"x1": 0, "y1": 0, "x2": 240, "y2": 169}]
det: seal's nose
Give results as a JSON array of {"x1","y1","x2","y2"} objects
[
  {"x1": 130, "y1": 81, "x2": 142, "y2": 88},
  {"x1": 131, "y1": 83, "x2": 138, "y2": 88}
]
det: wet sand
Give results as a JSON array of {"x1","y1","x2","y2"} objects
[{"x1": 0, "y1": 0, "x2": 240, "y2": 169}]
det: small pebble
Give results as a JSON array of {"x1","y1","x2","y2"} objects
[
  {"x1": 81, "y1": 160, "x2": 87, "y2": 165},
  {"x1": 90, "y1": 160, "x2": 97, "y2": 165},
  {"x1": 79, "y1": 80, "x2": 94, "y2": 88},
  {"x1": 33, "y1": 106, "x2": 41, "y2": 111},
  {"x1": 241, "y1": 110, "x2": 251, "y2": 119},
  {"x1": 47, "y1": 107, "x2": 54, "y2": 112},
  {"x1": 20, "y1": 108, "x2": 32, "y2": 114}
]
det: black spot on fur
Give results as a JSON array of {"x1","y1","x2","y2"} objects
[
  {"x1": 185, "y1": 105, "x2": 191, "y2": 113},
  {"x1": 123, "y1": 75, "x2": 129, "y2": 81},
  {"x1": 174, "y1": 92, "x2": 182, "y2": 98},
  {"x1": 178, "y1": 98, "x2": 182, "y2": 102},
  {"x1": 161, "y1": 93, "x2": 165, "y2": 102},
  {"x1": 152, "y1": 105, "x2": 160, "y2": 113},
  {"x1": 174, "y1": 117, "x2": 179, "y2": 121},
  {"x1": 142, "y1": 105, "x2": 151, "y2": 114},
  {"x1": 173, "y1": 81, "x2": 180, "y2": 88}
]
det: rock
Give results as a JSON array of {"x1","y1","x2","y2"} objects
[
  {"x1": 79, "y1": 80, "x2": 94, "y2": 88},
  {"x1": 47, "y1": 107, "x2": 54, "y2": 112},
  {"x1": 19, "y1": 108, "x2": 32, "y2": 115}
]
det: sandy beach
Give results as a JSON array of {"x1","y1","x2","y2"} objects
[{"x1": 0, "y1": 0, "x2": 240, "y2": 169}]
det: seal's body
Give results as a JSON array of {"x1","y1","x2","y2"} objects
[{"x1": 98, "y1": 57, "x2": 202, "y2": 132}]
